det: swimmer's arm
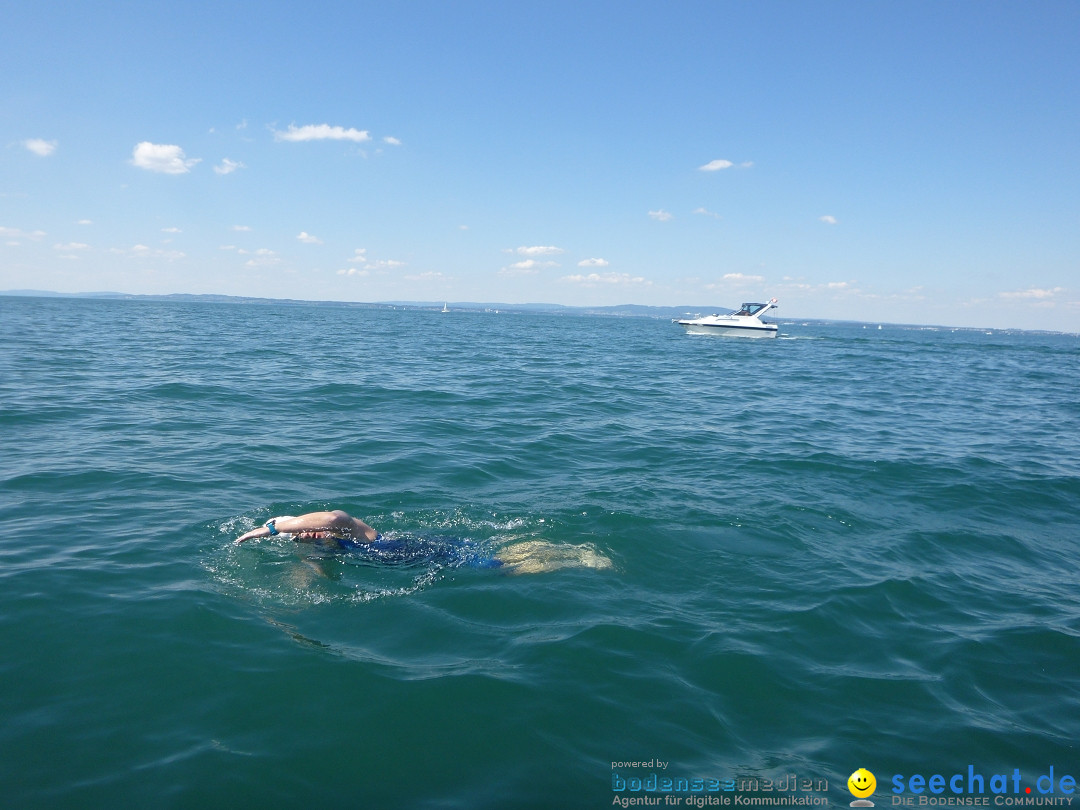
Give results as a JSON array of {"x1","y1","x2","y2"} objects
[
  {"x1": 235, "y1": 526, "x2": 272, "y2": 544},
  {"x1": 235, "y1": 513, "x2": 333, "y2": 544},
  {"x1": 235, "y1": 511, "x2": 378, "y2": 544}
]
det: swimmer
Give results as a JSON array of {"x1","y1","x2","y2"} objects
[
  {"x1": 235, "y1": 507, "x2": 614, "y2": 574},
  {"x1": 235, "y1": 510, "x2": 379, "y2": 545}
]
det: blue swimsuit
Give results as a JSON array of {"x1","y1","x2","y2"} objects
[{"x1": 352, "y1": 534, "x2": 503, "y2": 569}]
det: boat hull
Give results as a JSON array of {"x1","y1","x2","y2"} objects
[{"x1": 678, "y1": 321, "x2": 778, "y2": 338}]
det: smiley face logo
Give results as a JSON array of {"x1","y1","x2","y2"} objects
[{"x1": 848, "y1": 768, "x2": 877, "y2": 799}]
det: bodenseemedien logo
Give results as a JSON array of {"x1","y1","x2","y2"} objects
[{"x1": 849, "y1": 768, "x2": 877, "y2": 807}]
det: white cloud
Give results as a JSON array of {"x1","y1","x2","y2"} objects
[
  {"x1": 516, "y1": 245, "x2": 564, "y2": 256},
  {"x1": 54, "y1": 241, "x2": 89, "y2": 259},
  {"x1": 297, "y1": 231, "x2": 323, "y2": 244},
  {"x1": 820, "y1": 215, "x2": 838, "y2": 225},
  {"x1": 114, "y1": 244, "x2": 186, "y2": 260},
  {"x1": 0, "y1": 226, "x2": 47, "y2": 241},
  {"x1": 77, "y1": 219, "x2": 92, "y2": 225},
  {"x1": 383, "y1": 136, "x2": 402, "y2": 146},
  {"x1": 500, "y1": 258, "x2": 559, "y2": 276},
  {"x1": 24, "y1": 138, "x2": 57, "y2": 157},
  {"x1": 998, "y1": 287, "x2": 1064, "y2": 300},
  {"x1": 699, "y1": 159, "x2": 733, "y2": 171},
  {"x1": 244, "y1": 248, "x2": 280, "y2": 267},
  {"x1": 131, "y1": 142, "x2": 201, "y2": 174},
  {"x1": 345, "y1": 248, "x2": 404, "y2": 271},
  {"x1": 337, "y1": 268, "x2": 370, "y2": 277},
  {"x1": 404, "y1": 271, "x2": 447, "y2": 282},
  {"x1": 273, "y1": 124, "x2": 371, "y2": 143},
  {"x1": 648, "y1": 209, "x2": 673, "y2": 222},
  {"x1": 560, "y1": 272, "x2": 650, "y2": 287},
  {"x1": 693, "y1": 207, "x2": 722, "y2": 219},
  {"x1": 214, "y1": 158, "x2": 245, "y2": 175},
  {"x1": 827, "y1": 281, "x2": 851, "y2": 289},
  {"x1": 162, "y1": 227, "x2": 181, "y2": 233},
  {"x1": 722, "y1": 272, "x2": 764, "y2": 282},
  {"x1": 232, "y1": 225, "x2": 252, "y2": 232},
  {"x1": 577, "y1": 258, "x2": 609, "y2": 268}
]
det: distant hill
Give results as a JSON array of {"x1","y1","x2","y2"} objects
[{"x1": 1, "y1": 290, "x2": 734, "y2": 319}]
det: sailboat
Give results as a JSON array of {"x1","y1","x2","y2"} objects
[{"x1": 441, "y1": 302, "x2": 450, "y2": 313}]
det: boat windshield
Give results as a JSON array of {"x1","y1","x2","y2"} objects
[{"x1": 735, "y1": 303, "x2": 768, "y2": 316}]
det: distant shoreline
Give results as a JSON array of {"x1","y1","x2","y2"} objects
[
  {"x1": 1, "y1": 289, "x2": 1072, "y2": 335},
  {"x1": 0, "y1": 288, "x2": 734, "y2": 321}
]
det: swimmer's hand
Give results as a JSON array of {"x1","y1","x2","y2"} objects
[{"x1": 235, "y1": 528, "x2": 264, "y2": 544}]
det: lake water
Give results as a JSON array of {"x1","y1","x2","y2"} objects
[{"x1": 2, "y1": 296, "x2": 1078, "y2": 808}]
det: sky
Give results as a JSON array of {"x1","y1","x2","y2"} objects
[{"x1": 2, "y1": 0, "x2": 1078, "y2": 331}]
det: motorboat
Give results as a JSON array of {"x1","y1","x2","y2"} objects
[{"x1": 675, "y1": 298, "x2": 779, "y2": 337}]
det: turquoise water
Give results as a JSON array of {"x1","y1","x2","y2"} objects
[{"x1": 2, "y1": 296, "x2": 1079, "y2": 809}]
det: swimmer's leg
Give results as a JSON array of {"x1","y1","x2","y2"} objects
[{"x1": 495, "y1": 540, "x2": 613, "y2": 575}]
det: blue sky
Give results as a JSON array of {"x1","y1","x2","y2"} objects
[{"x1": 2, "y1": 1, "x2": 1078, "y2": 330}]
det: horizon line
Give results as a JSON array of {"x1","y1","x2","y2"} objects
[{"x1": 1, "y1": 289, "x2": 1074, "y2": 336}]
